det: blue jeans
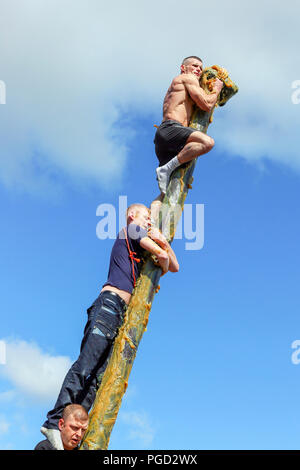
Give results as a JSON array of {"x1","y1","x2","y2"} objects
[{"x1": 43, "y1": 290, "x2": 127, "y2": 429}]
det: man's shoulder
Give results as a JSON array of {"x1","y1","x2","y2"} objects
[
  {"x1": 34, "y1": 438, "x2": 56, "y2": 450},
  {"x1": 171, "y1": 74, "x2": 186, "y2": 87},
  {"x1": 169, "y1": 74, "x2": 200, "y2": 93},
  {"x1": 180, "y1": 73, "x2": 200, "y2": 85}
]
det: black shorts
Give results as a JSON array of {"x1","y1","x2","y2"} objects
[{"x1": 154, "y1": 120, "x2": 196, "y2": 166}]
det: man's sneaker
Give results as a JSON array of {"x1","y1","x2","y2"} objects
[
  {"x1": 40, "y1": 426, "x2": 64, "y2": 450},
  {"x1": 156, "y1": 166, "x2": 170, "y2": 194}
]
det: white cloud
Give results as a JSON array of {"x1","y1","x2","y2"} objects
[
  {"x1": 0, "y1": 338, "x2": 72, "y2": 403},
  {"x1": 0, "y1": 415, "x2": 10, "y2": 436},
  {"x1": 0, "y1": 0, "x2": 299, "y2": 194},
  {"x1": 0, "y1": 390, "x2": 16, "y2": 403},
  {"x1": 120, "y1": 410, "x2": 155, "y2": 447}
]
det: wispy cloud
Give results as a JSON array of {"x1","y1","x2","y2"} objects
[
  {"x1": 0, "y1": 338, "x2": 71, "y2": 403},
  {"x1": 120, "y1": 410, "x2": 155, "y2": 447},
  {"x1": 0, "y1": 390, "x2": 16, "y2": 403},
  {"x1": 0, "y1": 0, "x2": 299, "y2": 195},
  {"x1": 0, "y1": 415, "x2": 10, "y2": 436}
]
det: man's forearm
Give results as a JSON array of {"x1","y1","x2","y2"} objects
[
  {"x1": 157, "y1": 251, "x2": 169, "y2": 274},
  {"x1": 160, "y1": 238, "x2": 179, "y2": 273},
  {"x1": 204, "y1": 78, "x2": 224, "y2": 110},
  {"x1": 203, "y1": 90, "x2": 219, "y2": 111},
  {"x1": 166, "y1": 244, "x2": 179, "y2": 272},
  {"x1": 148, "y1": 228, "x2": 179, "y2": 273},
  {"x1": 140, "y1": 236, "x2": 170, "y2": 274}
]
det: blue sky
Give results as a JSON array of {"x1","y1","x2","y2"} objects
[{"x1": 1, "y1": 0, "x2": 300, "y2": 450}]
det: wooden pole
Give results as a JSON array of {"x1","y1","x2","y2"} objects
[{"x1": 80, "y1": 66, "x2": 238, "y2": 450}]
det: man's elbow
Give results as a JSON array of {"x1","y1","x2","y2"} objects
[{"x1": 170, "y1": 261, "x2": 179, "y2": 273}]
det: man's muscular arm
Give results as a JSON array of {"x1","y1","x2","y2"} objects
[
  {"x1": 183, "y1": 74, "x2": 223, "y2": 112},
  {"x1": 148, "y1": 227, "x2": 179, "y2": 273},
  {"x1": 140, "y1": 236, "x2": 170, "y2": 274}
]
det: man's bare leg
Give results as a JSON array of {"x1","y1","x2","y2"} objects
[
  {"x1": 156, "y1": 131, "x2": 214, "y2": 194},
  {"x1": 178, "y1": 131, "x2": 214, "y2": 164}
]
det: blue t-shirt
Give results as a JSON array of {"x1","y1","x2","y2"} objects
[{"x1": 103, "y1": 223, "x2": 148, "y2": 294}]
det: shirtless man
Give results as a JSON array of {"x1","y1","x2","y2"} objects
[{"x1": 154, "y1": 56, "x2": 224, "y2": 194}]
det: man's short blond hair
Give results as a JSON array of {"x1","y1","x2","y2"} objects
[
  {"x1": 126, "y1": 203, "x2": 149, "y2": 218},
  {"x1": 62, "y1": 404, "x2": 88, "y2": 422}
]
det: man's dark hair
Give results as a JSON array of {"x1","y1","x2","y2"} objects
[{"x1": 181, "y1": 56, "x2": 203, "y2": 65}]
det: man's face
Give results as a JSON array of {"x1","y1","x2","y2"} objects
[
  {"x1": 58, "y1": 415, "x2": 89, "y2": 450},
  {"x1": 133, "y1": 207, "x2": 150, "y2": 230},
  {"x1": 181, "y1": 58, "x2": 203, "y2": 79}
]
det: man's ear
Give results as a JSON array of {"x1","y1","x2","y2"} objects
[
  {"x1": 180, "y1": 64, "x2": 185, "y2": 74},
  {"x1": 58, "y1": 418, "x2": 64, "y2": 431},
  {"x1": 127, "y1": 210, "x2": 135, "y2": 223}
]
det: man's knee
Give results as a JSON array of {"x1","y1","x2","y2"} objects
[
  {"x1": 190, "y1": 136, "x2": 214, "y2": 155},
  {"x1": 205, "y1": 136, "x2": 215, "y2": 151},
  {"x1": 187, "y1": 132, "x2": 214, "y2": 152}
]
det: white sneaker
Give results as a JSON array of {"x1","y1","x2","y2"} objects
[{"x1": 40, "y1": 426, "x2": 64, "y2": 450}]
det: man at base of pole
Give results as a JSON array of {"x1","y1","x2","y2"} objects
[{"x1": 35, "y1": 404, "x2": 88, "y2": 450}]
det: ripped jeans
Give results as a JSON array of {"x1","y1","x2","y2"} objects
[{"x1": 43, "y1": 290, "x2": 127, "y2": 430}]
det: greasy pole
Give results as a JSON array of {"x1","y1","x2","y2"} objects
[{"x1": 80, "y1": 66, "x2": 238, "y2": 450}]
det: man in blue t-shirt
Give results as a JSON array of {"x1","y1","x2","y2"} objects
[{"x1": 41, "y1": 203, "x2": 179, "y2": 449}]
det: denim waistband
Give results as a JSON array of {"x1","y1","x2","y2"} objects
[{"x1": 101, "y1": 290, "x2": 127, "y2": 312}]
